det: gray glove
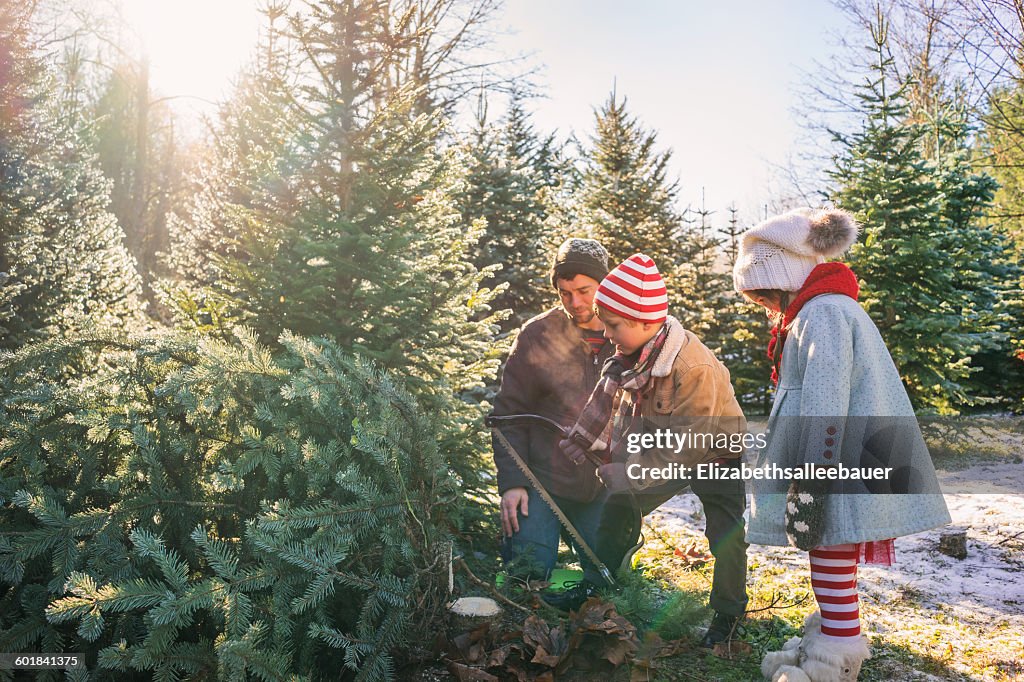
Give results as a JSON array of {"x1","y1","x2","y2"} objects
[
  {"x1": 598, "y1": 462, "x2": 632, "y2": 492},
  {"x1": 559, "y1": 438, "x2": 589, "y2": 465}
]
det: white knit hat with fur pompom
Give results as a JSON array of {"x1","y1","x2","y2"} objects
[{"x1": 732, "y1": 208, "x2": 859, "y2": 292}]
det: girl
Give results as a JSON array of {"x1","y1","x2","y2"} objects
[{"x1": 732, "y1": 208, "x2": 950, "y2": 681}]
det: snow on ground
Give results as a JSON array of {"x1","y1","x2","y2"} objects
[{"x1": 647, "y1": 461, "x2": 1024, "y2": 678}]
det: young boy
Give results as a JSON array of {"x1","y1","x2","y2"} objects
[{"x1": 557, "y1": 253, "x2": 750, "y2": 647}]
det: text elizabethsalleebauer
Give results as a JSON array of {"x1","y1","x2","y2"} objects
[{"x1": 626, "y1": 462, "x2": 895, "y2": 482}]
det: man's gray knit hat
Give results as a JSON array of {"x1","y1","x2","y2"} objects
[{"x1": 550, "y1": 237, "x2": 610, "y2": 287}]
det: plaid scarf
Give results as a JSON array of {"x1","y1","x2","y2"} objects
[{"x1": 567, "y1": 323, "x2": 670, "y2": 459}]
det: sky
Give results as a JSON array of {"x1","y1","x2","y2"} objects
[
  {"x1": 117, "y1": 0, "x2": 852, "y2": 223},
  {"x1": 491, "y1": 1, "x2": 851, "y2": 219}
]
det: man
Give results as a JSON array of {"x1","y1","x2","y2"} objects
[{"x1": 492, "y1": 237, "x2": 614, "y2": 588}]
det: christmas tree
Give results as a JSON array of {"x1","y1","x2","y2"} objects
[
  {"x1": 0, "y1": 2, "x2": 144, "y2": 349},
  {"x1": 576, "y1": 89, "x2": 694, "y2": 307},
  {"x1": 456, "y1": 89, "x2": 567, "y2": 328},
  {"x1": 827, "y1": 14, "x2": 989, "y2": 412},
  {"x1": 0, "y1": 329, "x2": 461, "y2": 680}
]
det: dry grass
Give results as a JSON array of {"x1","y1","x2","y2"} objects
[{"x1": 626, "y1": 521, "x2": 1024, "y2": 681}]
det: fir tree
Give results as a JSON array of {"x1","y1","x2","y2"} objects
[
  {"x1": 162, "y1": 2, "x2": 300, "y2": 328},
  {"x1": 0, "y1": 330, "x2": 461, "y2": 680},
  {"x1": 163, "y1": 1, "x2": 504, "y2": 540},
  {"x1": 166, "y1": 0, "x2": 504, "y2": 403},
  {"x1": 934, "y1": 108, "x2": 1024, "y2": 410},
  {"x1": 576, "y1": 89, "x2": 693, "y2": 298},
  {"x1": 716, "y1": 205, "x2": 774, "y2": 413},
  {"x1": 979, "y1": 83, "x2": 1024, "y2": 249},
  {"x1": 675, "y1": 195, "x2": 728, "y2": 340},
  {"x1": 826, "y1": 13, "x2": 986, "y2": 412},
  {"x1": 456, "y1": 90, "x2": 565, "y2": 328},
  {"x1": 976, "y1": 85, "x2": 1024, "y2": 411},
  {"x1": 0, "y1": 2, "x2": 144, "y2": 349}
]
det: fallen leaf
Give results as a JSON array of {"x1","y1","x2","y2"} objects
[
  {"x1": 485, "y1": 645, "x2": 509, "y2": 668},
  {"x1": 603, "y1": 638, "x2": 638, "y2": 666},
  {"x1": 712, "y1": 640, "x2": 752, "y2": 660},
  {"x1": 635, "y1": 632, "x2": 691, "y2": 664},
  {"x1": 522, "y1": 615, "x2": 554, "y2": 652},
  {"x1": 674, "y1": 541, "x2": 713, "y2": 565},
  {"x1": 531, "y1": 644, "x2": 561, "y2": 668},
  {"x1": 445, "y1": 661, "x2": 499, "y2": 681}
]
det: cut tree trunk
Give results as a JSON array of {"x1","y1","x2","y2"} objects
[
  {"x1": 938, "y1": 530, "x2": 968, "y2": 559},
  {"x1": 447, "y1": 597, "x2": 503, "y2": 633}
]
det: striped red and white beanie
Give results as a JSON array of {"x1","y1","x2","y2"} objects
[{"x1": 594, "y1": 254, "x2": 668, "y2": 324}]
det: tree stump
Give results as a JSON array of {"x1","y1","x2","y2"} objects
[
  {"x1": 447, "y1": 596, "x2": 503, "y2": 634},
  {"x1": 938, "y1": 530, "x2": 967, "y2": 559}
]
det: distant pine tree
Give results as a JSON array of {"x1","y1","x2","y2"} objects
[
  {"x1": 717, "y1": 206, "x2": 774, "y2": 412},
  {"x1": 827, "y1": 13, "x2": 994, "y2": 412},
  {"x1": 576, "y1": 89, "x2": 695, "y2": 299},
  {"x1": 456, "y1": 90, "x2": 565, "y2": 328},
  {"x1": 675, "y1": 195, "x2": 729, "y2": 340},
  {"x1": 934, "y1": 108, "x2": 1024, "y2": 410},
  {"x1": 0, "y1": 2, "x2": 144, "y2": 349}
]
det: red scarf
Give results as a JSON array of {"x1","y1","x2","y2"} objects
[{"x1": 768, "y1": 262, "x2": 860, "y2": 386}]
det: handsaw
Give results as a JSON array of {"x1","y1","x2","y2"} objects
[
  {"x1": 484, "y1": 414, "x2": 606, "y2": 467},
  {"x1": 490, "y1": 425, "x2": 616, "y2": 586}
]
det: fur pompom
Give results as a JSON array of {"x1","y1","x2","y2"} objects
[{"x1": 806, "y1": 209, "x2": 858, "y2": 257}]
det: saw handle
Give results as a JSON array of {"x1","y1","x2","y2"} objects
[
  {"x1": 485, "y1": 414, "x2": 606, "y2": 467},
  {"x1": 485, "y1": 413, "x2": 568, "y2": 436}
]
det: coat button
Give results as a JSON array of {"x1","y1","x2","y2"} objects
[
  {"x1": 825, "y1": 438, "x2": 835, "y2": 446},
  {"x1": 826, "y1": 426, "x2": 837, "y2": 435},
  {"x1": 823, "y1": 450, "x2": 833, "y2": 459}
]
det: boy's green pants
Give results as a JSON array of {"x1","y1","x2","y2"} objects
[{"x1": 587, "y1": 459, "x2": 749, "y2": 618}]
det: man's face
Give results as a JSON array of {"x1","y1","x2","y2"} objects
[{"x1": 556, "y1": 274, "x2": 600, "y2": 325}]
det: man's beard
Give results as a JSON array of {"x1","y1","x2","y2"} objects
[{"x1": 568, "y1": 308, "x2": 594, "y2": 324}]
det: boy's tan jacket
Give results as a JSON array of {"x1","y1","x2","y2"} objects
[{"x1": 618, "y1": 316, "x2": 747, "y2": 488}]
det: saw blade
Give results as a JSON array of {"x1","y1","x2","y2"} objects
[{"x1": 491, "y1": 427, "x2": 615, "y2": 585}]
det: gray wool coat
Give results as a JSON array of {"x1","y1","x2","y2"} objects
[{"x1": 747, "y1": 294, "x2": 951, "y2": 547}]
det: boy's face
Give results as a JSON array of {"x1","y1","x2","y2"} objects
[
  {"x1": 556, "y1": 274, "x2": 601, "y2": 327},
  {"x1": 600, "y1": 311, "x2": 659, "y2": 355}
]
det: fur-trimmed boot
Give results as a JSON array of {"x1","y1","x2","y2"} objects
[
  {"x1": 762, "y1": 610, "x2": 821, "y2": 681},
  {"x1": 761, "y1": 634, "x2": 803, "y2": 679},
  {"x1": 795, "y1": 630, "x2": 870, "y2": 681},
  {"x1": 767, "y1": 611, "x2": 871, "y2": 681}
]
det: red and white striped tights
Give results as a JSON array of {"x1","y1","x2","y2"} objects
[{"x1": 809, "y1": 544, "x2": 861, "y2": 639}]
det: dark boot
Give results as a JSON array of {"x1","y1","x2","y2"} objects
[{"x1": 700, "y1": 611, "x2": 744, "y2": 648}]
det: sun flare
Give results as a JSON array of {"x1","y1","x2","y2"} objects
[{"x1": 117, "y1": 0, "x2": 261, "y2": 107}]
